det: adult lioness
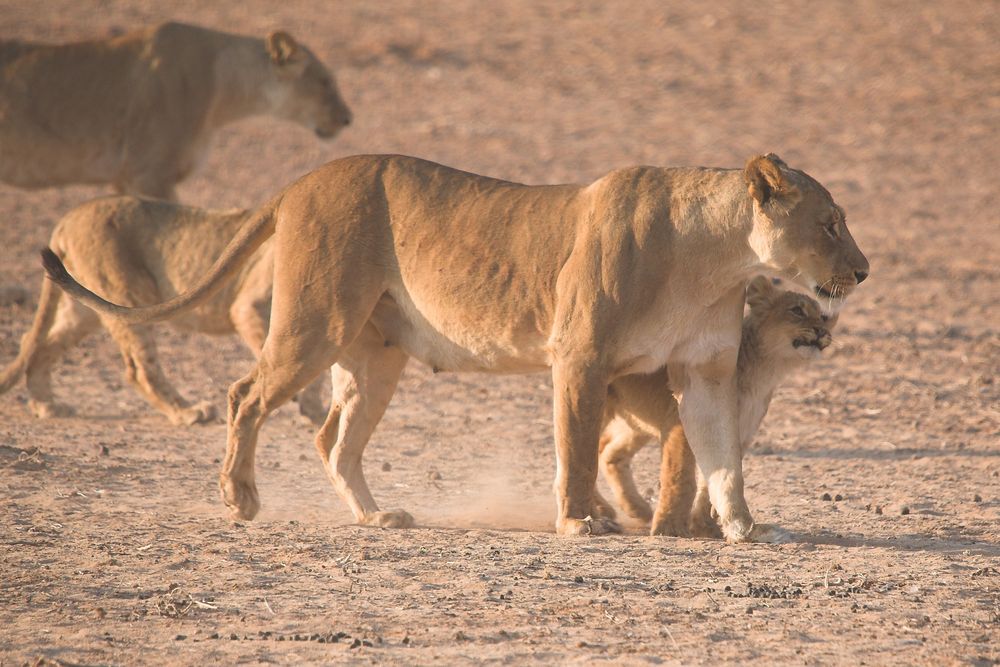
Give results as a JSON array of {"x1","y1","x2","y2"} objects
[
  {"x1": 1, "y1": 196, "x2": 324, "y2": 425},
  {"x1": 43, "y1": 153, "x2": 868, "y2": 541},
  {"x1": 595, "y1": 278, "x2": 836, "y2": 537},
  {"x1": 0, "y1": 22, "x2": 351, "y2": 200}
]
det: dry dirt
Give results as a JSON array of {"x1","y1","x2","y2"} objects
[{"x1": 1, "y1": 1, "x2": 998, "y2": 665}]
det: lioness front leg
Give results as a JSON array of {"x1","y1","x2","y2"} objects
[
  {"x1": 552, "y1": 360, "x2": 620, "y2": 536},
  {"x1": 315, "y1": 324, "x2": 412, "y2": 528},
  {"x1": 675, "y1": 359, "x2": 755, "y2": 543}
]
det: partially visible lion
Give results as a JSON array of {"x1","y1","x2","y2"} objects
[
  {"x1": 0, "y1": 22, "x2": 351, "y2": 200},
  {"x1": 595, "y1": 277, "x2": 836, "y2": 537},
  {"x1": 0, "y1": 196, "x2": 325, "y2": 425},
  {"x1": 44, "y1": 153, "x2": 868, "y2": 540}
]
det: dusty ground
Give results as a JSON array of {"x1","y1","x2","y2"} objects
[{"x1": 1, "y1": 1, "x2": 998, "y2": 665}]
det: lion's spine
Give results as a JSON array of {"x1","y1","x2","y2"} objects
[{"x1": 0, "y1": 277, "x2": 60, "y2": 394}]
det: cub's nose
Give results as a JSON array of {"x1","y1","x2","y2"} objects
[{"x1": 854, "y1": 270, "x2": 868, "y2": 284}]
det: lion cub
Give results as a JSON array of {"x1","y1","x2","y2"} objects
[
  {"x1": 0, "y1": 196, "x2": 324, "y2": 425},
  {"x1": 597, "y1": 277, "x2": 835, "y2": 536}
]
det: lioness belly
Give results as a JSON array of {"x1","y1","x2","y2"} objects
[{"x1": 370, "y1": 292, "x2": 550, "y2": 374}]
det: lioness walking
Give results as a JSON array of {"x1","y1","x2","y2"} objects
[
  {"x1": 1, "y1": 196, "x2": 324, "y2": 425},
  {"x1": 44, "y1": 153, "x2": 868, "y2": 541},
  {"x1": 0, "y1": 22, "x2": 351, "y2": 200}
]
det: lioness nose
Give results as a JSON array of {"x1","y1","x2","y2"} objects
[{"x1": 854, "y1": 270, "x2": 868, "y2": 284}]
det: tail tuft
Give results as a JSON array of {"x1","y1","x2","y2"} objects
[{"x1": 40, "y1": 247, "x2": 72, "y2": 287}]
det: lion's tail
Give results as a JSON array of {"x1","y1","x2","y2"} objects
[
  {"x1": 0, "y1": 277, "x2": 60, "y2": 395},
  {"x1": 42, "y1": 198, "x2": 279, "y2": 325}
]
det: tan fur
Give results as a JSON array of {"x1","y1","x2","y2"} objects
[
  {"x1": 599, "y1": 279, "x2": 836, "y2": 537},
  {"x1": 44, "y1": 154, "x2": 868, "y2": 540},
  {"x1": 0, "y1": 22, "x2": 351, "y2": 200},
  {"x1": 2, "y1": 196, "x2": 324, "y2": 425}
]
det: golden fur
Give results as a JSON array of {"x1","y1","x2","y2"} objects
[
  {"x1": 44, "y1": 153, "x2": 868, "y2": 540},
  {"x1": 0, "y1": 22, "x2": 351, "y2": 200},
  {"x1": 1, "y1": 196, "x2": 324, "y2": 425},
  {"x1": 594, "y1": 278, "x2": 836, "y2": 538}
]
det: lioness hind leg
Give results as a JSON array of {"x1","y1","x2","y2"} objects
[
  {"x1": 650, "y1": 425, "x2": 697, "y2": 537},
  {"x1": 104, "y1": 321, "x2": 215, "y2": 425},
  {"x1": 25, "y1": 298, "x2": 100, "y2": 418},
  {"x1": 315, "y1": 324, "x2": 411, "y2": 528}
]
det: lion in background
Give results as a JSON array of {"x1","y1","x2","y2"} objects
[
  {"x1": 595, "y1": 277, "x2": 837, "y2": 537},
  {"x1": 0, "y1": 22, "x2": 351, "y2": 201},
  {"x1": 0, "y1": 196, "x2": 324, "y2": 425}
]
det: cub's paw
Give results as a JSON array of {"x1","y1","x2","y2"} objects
[
  {"x1": 30, "y1": 400, "x2": 76, "y2": 419},
  {"x1": 556, "y1": 515, "x2": 622, "y2": 536},
  {"x1": 650, "y1": 512, "x2": 692, "y2": 537},
  {"x1": 219, "y1": 475, "x2": 260, "y2": 521},
  {"x1": 361, "y1": 509, "x2": 415, "y2": 528},
  {"x1": 174, "y1": 401, "x2": 218, "y2": 426}
]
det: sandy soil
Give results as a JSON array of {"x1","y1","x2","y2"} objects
[{"x1": 1, "y1": 1, "x2": 997, "y2": 664}]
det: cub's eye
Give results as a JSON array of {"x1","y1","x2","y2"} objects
[
  {"x1": 821, "y1": 314, "x2": 831, "y2": 322},
  {"x1": 790, "y1": 305, "x2": 806, "y2": 318}
]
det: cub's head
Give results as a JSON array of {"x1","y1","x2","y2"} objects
[
  {"x1": 263, "y1": 31, "x2": 352, "y2": 139},
  {"x1": 744, "y1": 154, "x2": 869, "y2": 314},
  {"x1": 745, "y1": 276, "x2": 836, "y2": 362}
]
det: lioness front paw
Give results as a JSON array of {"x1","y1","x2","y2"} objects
[
  {"x1": 29, "y1": 400, "x2": 76, "y2": 419},
  {"x1": 173, "y1": 401, "x2": 218, "y2": 426},
  {"x1": 360, "y1": 509, "x2": 415, "y2": 528},
  {"x1": 219, "y1": 475, "x2": 260, "y2": 521},
  {"x1": 556, "y1": 516, "x2": 622, "y2": 536}
]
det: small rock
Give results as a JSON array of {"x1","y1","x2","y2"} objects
[
  {"x1": 820, "y1": 493, "x2": 832, "y2": 501},
  {"x1": 834, "y1": 494, "x2": 843, "y2": 501},
  {"x1": 574, "y1": 575, "x2": 585, "y2": 583},
  {"x1": 973, "y1": 494, "x2": 982, "y2": 503},
  {"x1": 382, "y1": 462, "x2": 392, "y2": 472},
  {"x1": 900, "y1": 506, "x2": 910, "y2": 515},
  {"x1": 454, "y1": 631, "x2": 470, "y2": 642},
  {"x1": 175, "y1": 634, "x2": 187, "y2": 641},
  {"x1": 428, "y1": 469, "x2": 442, "y2": 481},
  {"x1": 96, "y1": 444, "x2": 110, "y2": 457},
  {"x1": 229, "y1": 633, "x2": 239, "y2": 640},
  {"x1": 875, "y1": 506, "x2": 883, "y2": 515}
]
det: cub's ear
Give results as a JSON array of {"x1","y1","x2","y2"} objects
[
  {"x1": 745, "y1": 153, "x2": 797, "y2": 207},
  {"x1": 266, "y1": 31, "x2": 300, "y2": 66},
  {"x1": 746, "y1": 275, "x2": 776, "y2": 309}
]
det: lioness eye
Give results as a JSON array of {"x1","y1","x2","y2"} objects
[
  {"x1": 824, "y1": 221, "x2": 838, "y2": 239},
  {"x1": 791, "y1": 306, "x2": 806, "y2": 317}
]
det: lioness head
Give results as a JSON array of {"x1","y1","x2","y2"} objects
[
  {"x1": 264, "y1": 31, "x2": 352, "y2": 139},
  {"x1": 744, "y1": 154, "x2": 869, "y2": 314},
  {"x1": 745, "y1": 276, "x2": 836, "y2": 362}
]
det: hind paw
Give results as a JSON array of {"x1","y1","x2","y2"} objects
[
  {"x1": 172, "y1": 401, "x2": 218, "y2": 426},
  {"x1": 220, "y1": 475, "x2": 260, "y2": 521}
]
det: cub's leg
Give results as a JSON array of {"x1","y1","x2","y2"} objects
[
  {"x1": 24, "y1": 297, "x2": 100, "y2": 418},
  {"x1": 649, "y1": 425, "x2": 698, "y2": 537},
  {"x1": 552, "y1": 359, "x2": 620, "y2": 536},
  {"x1": 315, "y1": 323, "x2": 411, "y2": 528},
  {"x1": 688, "y1": 469, "x2": 722, "y2": 538},
  {"x1": 103, "y1": 320, "x2": 215, "y2": 425},
  {"x1": 598, "y1": 417, "x2": 654, "y2": 522}
]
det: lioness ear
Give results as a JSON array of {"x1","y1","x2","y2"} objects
[
  {"x1": 266, "y1": 31, "x2": 300, "y2": 66},
  {"x1": 745, "y1": 153, "x2": 795, "y2": 207},
  {"x1": 746, "y1": 275, "x2": 776, "y2": 309}
]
